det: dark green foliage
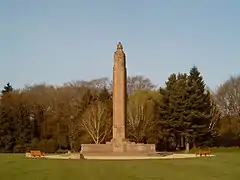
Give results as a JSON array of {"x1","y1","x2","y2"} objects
[
  {"x1": 157, "y1": 73, "x2": 188, "y2": 150},
  {"x1": 0, "y1": 107, "x2": 16, "y2": 152},
  {"x1": 186, "y1": 66, "x2": 212, "y2": 147},
  {"x1": 157, "y1": 66, "x2": 213, "y2": 150}
]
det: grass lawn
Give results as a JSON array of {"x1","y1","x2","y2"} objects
[{"x1": 0, "y1": 149, "x2": 240, "y2": 180}]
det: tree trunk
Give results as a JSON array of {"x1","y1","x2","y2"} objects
[
  {"x1": 185, "y1": 142, "x2": 190, "y2": 153},
  {"x1": 185, "y1": 136, "x2": 190, "y2": 153},
  {"x1": 193, "y1": 141, "x2": 196, "y2": 149},
  {"x1": 181, "y1": 135, "x2": 185, "y2": 148}
]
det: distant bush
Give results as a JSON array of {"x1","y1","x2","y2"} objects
[
  {"x1": 13, "y1": 144, "x2": 26, "y2": 153},
  {"x1": 37, "y1": 139, "x2": 58, "y2": 153},
  {"x1": 56, "y1": 149, "x2": 69, "y2": 154}
]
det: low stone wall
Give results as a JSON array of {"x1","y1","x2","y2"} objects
[
  {"x1": 125, "y1": 143, "x2": 156, "y2": 153},
  {"x1": 81, "y1": 142, "x2": 156, "y2": 154},
  {"x1": 81, "y1": 144, "x2": 112, "y2": 153}
]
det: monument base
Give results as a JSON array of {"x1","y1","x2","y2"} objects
[{"x1": 80, "y1": 139, "x2": 156, "y2": 155}]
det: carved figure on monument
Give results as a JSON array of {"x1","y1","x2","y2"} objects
[{"x1": 117, "y1": 42, "x2": 123, "y2": 50}]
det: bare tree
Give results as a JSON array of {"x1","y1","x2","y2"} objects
[
  {"x1": 64, "y1": 77, "x2": 111, "y2": 90},
  {"x1": 87, "y1": 77, "x2": 111, "y2": 90},
  {"x1": 215, "y1": 76, "x2": 240, "y2": 116},
  {"x1": 127, "y1": 90, "x2": 156, "y2": 143},
  {"x1": 205, "y1": 89, "x2": 221, "y2": 131},
  {"x1": 127, "y1": 75, "x2": 156, "y2": 95},
  {"x1": 81, "y1": 101, "x2": 111, "y2": 144}
]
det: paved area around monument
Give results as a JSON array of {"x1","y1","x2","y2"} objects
[{"x1": 33, "y1": 153, "x2": 215, "y2": 160}]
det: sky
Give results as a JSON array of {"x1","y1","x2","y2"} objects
[{"x1": 0, "y1": 0, "x2": 239, "y2": 91}]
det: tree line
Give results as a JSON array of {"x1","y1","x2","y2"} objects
[{"x1": 0, "y1": 66, "x2": 239, "y2": 153}]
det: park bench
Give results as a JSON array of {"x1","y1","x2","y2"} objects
[
  {"x1": 196, "y1": 148, "x2": 211, "y2": 157},
  {"x1": 30, "y1": 150, "x2": 45, "y2": 158}
]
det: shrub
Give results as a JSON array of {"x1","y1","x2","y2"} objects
[{"x1": 56, "y1": 149, "x2": 69, "y2": 154}]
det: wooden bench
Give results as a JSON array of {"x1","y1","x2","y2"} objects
[
  {"x1": 196, "y1": 148, "x2": 211, "y2": 157},
  {"x1": 30, "y1": 150, "x2": 45, "y2": 158}
]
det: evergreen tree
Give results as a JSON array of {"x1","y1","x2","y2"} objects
[
  {"x1": 173, "y1": 73, "x2": 191, "y2": 150},
  {"x1": 157, "y1": 73, "x2": 185, "y2": 150},
  {"x1": 186, "y1": 66, "x2": 212, "y2": 147},
  {"x1": 0, "y1": 93, "x2": 16, "y2": 152},
  {"x1": 157, "y1": 67, "x2": 213, "y2": 151},
  {"x1": 0, "y1": 107, "x2": 15, "y2": 152},
  {"x1": 11, "y1": 102, "x2": 32, "y2": 152}
]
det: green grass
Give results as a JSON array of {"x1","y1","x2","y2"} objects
[{"x1": 0, "y1": 150, "x2": 240, "y2": 180}]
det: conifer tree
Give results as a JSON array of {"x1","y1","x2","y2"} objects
[
  {"x1": 157, "y1": 67, "x2": 213, "y2": 151},
  {"x1": 186, "y1": 66, "x2": 212, "y2": 147},
  {"x1": 158, "y1": 73, "x2": 185, "y2": 150},
  {"x1": 0, "y1": 83, "x2": 15, "y2": 152}
]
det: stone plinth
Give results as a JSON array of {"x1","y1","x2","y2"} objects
[
  {"x1": 81, "y1": 142, "x2": 156, "y2": 155},
  {"x1": 125, "y1": 142, "x2": 156, "y2": 153}
]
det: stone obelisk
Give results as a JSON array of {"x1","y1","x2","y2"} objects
[
  {"x1": 111, "y1": 42, "x2": 127, "y2": 152},
  {"x1": 80, "y1": 42, "x2": 156, "y2": 156}
]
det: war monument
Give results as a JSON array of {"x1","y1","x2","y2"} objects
[{"x1": 80, "y1": 42, "x2": 156, "y2": 156}]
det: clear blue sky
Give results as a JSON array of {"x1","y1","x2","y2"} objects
[{"x1": 0, "y1": 0, "x2": 239, "y2": 90}]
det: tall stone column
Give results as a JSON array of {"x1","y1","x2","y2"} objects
[
  {"x1": 80, "y1": 42, "x2": 156, "y2": 155},
  {"x1": 112, "y1": 42, "x2": 127, "y2": 152}
]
